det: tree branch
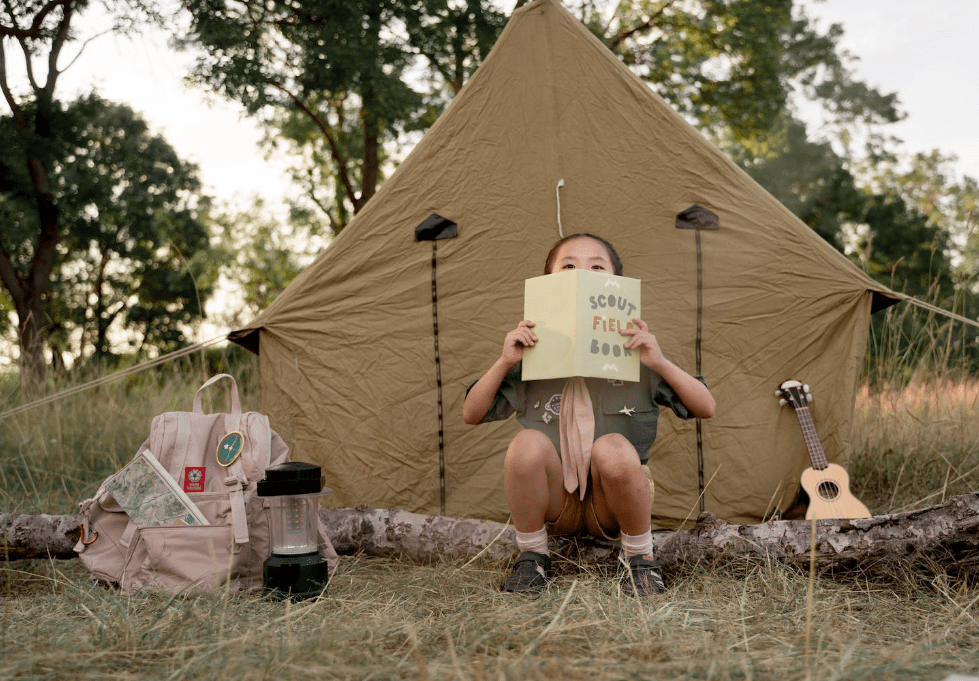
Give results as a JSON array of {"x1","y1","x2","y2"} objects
[
  {"x1": 0, "y1": 0, "x2": 73, "y2": 40},
  {"x1": 42, "y1": 0, "x2": 74, "y2": 97},
  {"x1": 0, "y1": 39, "x2": 27, "y2": 127},
  {"x1": 5, "y1": 493, "x2": 979, "y2": 574},
  {"x1": 604, "y1": 0, "x2": 678, "y2": 53},
  {"x1": 268, "y1": 80, "x2": 360, "y2": 211}
]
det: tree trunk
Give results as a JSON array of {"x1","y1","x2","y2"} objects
[{"x1": 5, "y1": 494, "x2": 979, "y2": 571}]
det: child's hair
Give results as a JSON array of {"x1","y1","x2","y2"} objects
[{"x1": 544, "y1": 233, "x2": 623, "y2": 276}]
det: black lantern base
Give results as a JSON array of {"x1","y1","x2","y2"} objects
[{"x1": 263, "y1": 551, "x2": 329, "y2": 600}]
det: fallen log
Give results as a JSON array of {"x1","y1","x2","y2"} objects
[{"x1": 4, "y1": 493, "x2": 979, "y2": 571}]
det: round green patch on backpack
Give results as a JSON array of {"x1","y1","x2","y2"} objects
[{"x1": 216, "y1": 431, "x2": 245, "y2": 467}]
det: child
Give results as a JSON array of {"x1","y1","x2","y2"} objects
[{"x1": 463, "y1": 233, "x2": 716, "y2": 596}]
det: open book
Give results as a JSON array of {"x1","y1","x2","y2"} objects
[
  {"x1": 522, "y1": 269, "x2": 642, "y2": 382},
  {"x1": 104, "y1": 450, "x2": 209, "y2": 527}
]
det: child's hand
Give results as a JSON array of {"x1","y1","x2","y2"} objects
[
  {"x1": 501, "y1": 320, "x2": 537, "y2": 367},
  {"x1": 620, "y1": 318, "x2": 665, "y2": 370}
]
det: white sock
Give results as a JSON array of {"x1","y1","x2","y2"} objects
[
  {"x1": 514, "y1": 526, "x2": 549, "y2": 556},
  {"x1": 620, "y1": 530, "x2": 653, "y2": 560}
]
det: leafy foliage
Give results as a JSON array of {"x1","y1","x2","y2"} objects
[
  {"x1": 0, "y1": 94, "x2": 212, "y2": 364},
  {"x1": 176, "y1": 0, "x2": 509, "y2": 232},
  {"x1": 1, "y1": 0, "x2": 203, "y2": 383},
  {"x1": 576, "y1": 0, "x2": 902, "y2": 160}
]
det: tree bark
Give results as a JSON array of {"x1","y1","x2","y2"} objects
[{"x1": 4, "y1": 493, "x2": 979, "y2": 571}]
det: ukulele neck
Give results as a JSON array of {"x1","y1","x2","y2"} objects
[{"x1": 793, "y1": 405, "x2": 829, "y2": 470}]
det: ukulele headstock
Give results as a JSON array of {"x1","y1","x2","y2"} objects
[{"x1": 776, "y1": 379, "x2": 812, "y2": 410}]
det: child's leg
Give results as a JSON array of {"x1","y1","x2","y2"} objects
[
  {"x1": 588, "y1": 433, "x2": 651, "y2": 539},
  {"x1": 502, "y1": 430, "x2": 566, "y2": 593},
  {"x1": 503, "y1": 429, "x2": 566, "y2": 533},
  {"x1": 587, "y1": 434, "x2": 665, "y2": 597}
]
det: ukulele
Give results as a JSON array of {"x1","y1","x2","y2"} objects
[{"x1": 776, "y1": 379, "x2": 871, "y2": 520}]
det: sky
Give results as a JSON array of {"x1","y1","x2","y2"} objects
[
  {"x1": 804, "y1": 0, "x2": 979, "y2": 181},
  {"x1": 46, "y1": 0, "x2": 979, "y2": 210}
]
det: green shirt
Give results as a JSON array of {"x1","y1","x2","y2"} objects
[{"x1": 470, "y1": 361, "x2": 700, "y2": 463}]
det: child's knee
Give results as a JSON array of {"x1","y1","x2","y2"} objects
[
  {"x1": 591, "y1": 434, "x2": 640, "y2": 475},
  {"x1": 505, "y1": 429, "x2": 556, "y2": 470}
]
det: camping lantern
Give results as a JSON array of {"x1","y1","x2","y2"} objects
[{"x1": 256, "y1": 462, "x2": 330, "y2": 600}]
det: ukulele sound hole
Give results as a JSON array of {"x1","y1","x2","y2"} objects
[{"x1": 816, "y1": 480, "x2": 841, "y2": 501}]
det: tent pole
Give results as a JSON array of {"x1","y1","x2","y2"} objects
[
  {"x1": 430, "y1": 240, "x2": 447, "y2": 515},
  {"x1": 694, "y1": 226, "x2": 705, "y2": 514},
  {"x1": 414, "y1": 214, "x2": 459, "y2": 516},
  {"x1": 676, "y1": 205, "x2": 719, "y2": 515}
]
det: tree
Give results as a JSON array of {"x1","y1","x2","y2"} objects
[
  {"x1": 741, "y1": 118, "x2": 865, "y2": 250},
  {"x1": 567, "y1": 0, "x2": 901, "y2": 162},
  {"x1": 854, "y1": 152, "x2": 979, "y2": 377},
  {"x1": 0, "y1": 0, "x2": 175, "y2": 385},
  {"x1": 1, "y1": 93, "x2": 213, "y2": 369},
  {"x1": 175, "y1": 0, "x2": 508, "y2": 234}
]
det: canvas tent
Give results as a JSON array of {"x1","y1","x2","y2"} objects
[{"x1": 230, "y1": 0, "x2": 900, "y2": 528}]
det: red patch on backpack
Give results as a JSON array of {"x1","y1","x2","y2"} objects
[{"x1": 183, "y1": 466, "x2": 206, "y2": 492}]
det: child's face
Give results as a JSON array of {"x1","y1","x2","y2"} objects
[{"x1": 547, "y1": 237, "x2": 616, "y2": 274}]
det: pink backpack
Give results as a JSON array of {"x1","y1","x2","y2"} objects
[{"x1": 75, "y1": 374, "x2": 338, "y2": 594}]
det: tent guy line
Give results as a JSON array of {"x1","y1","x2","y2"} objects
[
  {"x1": 0, "y1": 335, "x2": 227, "y2": 422},
  {"x1": 900, "y1": 295, "x2": 979, "y2": 329}
]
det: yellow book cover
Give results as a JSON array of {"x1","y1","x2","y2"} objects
[{"x1": 522, "y1": 269, "x2": 641, "y2": 382}]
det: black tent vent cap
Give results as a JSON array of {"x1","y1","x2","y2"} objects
[
  {"x1": 676, "y1": 204, "x2": 720, "y2": 230},
  {"x1": 415, "y1": 214, "x2": 458, "y2": 241}
]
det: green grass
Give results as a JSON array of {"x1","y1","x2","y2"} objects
[{"x1": 0, "y1": 347, "x2": 262, "y2": 515}]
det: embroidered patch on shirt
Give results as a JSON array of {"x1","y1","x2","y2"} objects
[{"x1": 544, "y1": 394, "x2": 562, "y2": 416}]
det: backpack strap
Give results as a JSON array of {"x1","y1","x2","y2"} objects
[
  {"x1": 173, "y1": 412, "x2": 193, "y2": 474},
  {"x1": 119, "y1": 521, "x2": 138, "y2": 549},
  {"x1": 225, "y1": 472, "x2": 249, "y2": 546},
  {"x1": 193, "y1": 374, "x2": 242, "y2": 417}
]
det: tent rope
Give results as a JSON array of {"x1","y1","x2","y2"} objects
[
  {"x1": 0, "y1": 335, "x2": 227, "y2": 422},
  {"x1": 555, "y1": 178, "x2": 565, "y2": 237},
  {"x1": 900, "y1": 294, "x2": 979, "y2": 329},
  {"x1": 3, "y1": 296, "x2": 974, "y2": 424}
]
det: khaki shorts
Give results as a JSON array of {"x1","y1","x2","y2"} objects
[{"x1": 545, "y1": 465, "x2": 655, "y2": 541}]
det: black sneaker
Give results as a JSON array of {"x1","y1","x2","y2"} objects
[
  {"x1": 502, "y1": 551, "x2": 551, "y2": 593},
  {"x1": 621, "y1": 554, "x2": 665, "y2": 596}
]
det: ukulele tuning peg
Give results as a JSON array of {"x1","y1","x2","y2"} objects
[
  {"x1": 779, "y1": 398, "x2": 787, "y2": 406},
  {"x1": 803, "y1": 384, "x2": 810, "y2": 393},
  {"x1": 806, "y1": 394, "x2": 813, "y2": 403},
  {"x1": 774, "y1": 389, "x2": 782, "y2": 397}
]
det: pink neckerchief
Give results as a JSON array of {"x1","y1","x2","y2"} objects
[{"x1": 559, "y1": 376, "x2": 595, "y2": 500}]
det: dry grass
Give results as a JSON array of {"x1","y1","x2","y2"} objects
[
  {"x1": 850, "y1": 379, "x2": 979, "y2": 515},
  {"x1": 3, "y1": 552, "x2": 978, "y2": 681},
  {"x1": 2, "y1": 337, "x2": 979, "y2": 680},
  {"x1": 0, "y1": 350, "x2": 262, "y2": 515}
]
